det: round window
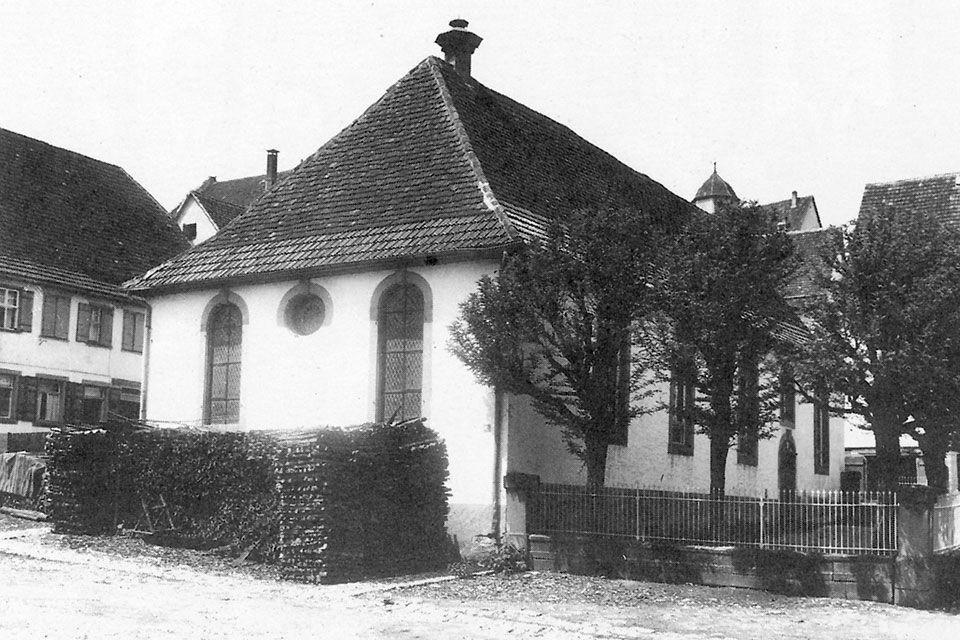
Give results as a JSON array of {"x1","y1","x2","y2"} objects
[{"x1": 285, "y1": 293, "x2": 325, "y2": 335}]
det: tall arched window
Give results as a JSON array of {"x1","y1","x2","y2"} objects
[
  {"x1": 377, "y1": 283, "x2": 424, "y2": 422},
  {"x1": 206, "y1": 303, "x2": 242, "y2": 424}
]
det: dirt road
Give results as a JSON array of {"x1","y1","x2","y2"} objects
[{"x1": 1, "y1": 524, "x2": 958, "y2": 639}]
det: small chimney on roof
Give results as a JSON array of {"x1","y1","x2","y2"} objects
[
  {"x1": 435, "y1": 18, "x2": 482, "y2": 78},
  {"x1": 266, "y1": 149, "x2": 279, "y2": 190},
  {"x1": 791, "y1": 190, "x2": 798, "y2": 208}
]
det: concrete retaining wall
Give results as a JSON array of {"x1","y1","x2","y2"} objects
[{"x1": 529, "y1": 534, "x2": 896, "y2": 602}]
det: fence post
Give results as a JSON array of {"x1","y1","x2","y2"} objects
[
  {"x1": 759, "y1": 491, "x2": 765, "y2": 549},
  {"x1": 635, "y1": 487, "x2": 640, "y2": 541}
]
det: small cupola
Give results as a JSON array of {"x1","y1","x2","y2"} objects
[
  {"x1": 692, "y1": 163, "x2": 738, "y2": 213},
  {"x1": 435, "y1": 18, "x2": 482, "y2": 78}
]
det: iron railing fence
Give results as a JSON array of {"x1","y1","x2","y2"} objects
[
  {"x1": 528, "y1": 483, "x2": 899, "y2": 555},
  {"x1": 932, "y1": 492, "x2": 960, "y2": 554}
]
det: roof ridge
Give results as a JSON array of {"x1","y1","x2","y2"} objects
[
  {"x1": 192, "y1": 190, "x2": 245, "y2": 210},
  {"x1": 0, "y1": 126, "x2": 126, "y2": 172},
  {"x1": 865, "y1": 172, "x2": 960, "y2": 187},
  {"x1": 425, "y1": 57, "x2": 518, "y2": 242}
]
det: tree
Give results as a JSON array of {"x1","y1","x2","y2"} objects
[
  {"x1": 449, "y1": 207, "x2": 667, "y2": 487},
  {"x1": 791, "y1": 204, "x2": 960, "y2": 493},
  {"x1": 652, "y1": 201, "x2": 796, "y2": 496}
]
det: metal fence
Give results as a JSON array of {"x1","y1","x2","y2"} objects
[
  {"x1": 528, "y1": 483, "x2": 899, "y2": 555},
  {"x1": 932, "y1": 492, "x2": 960, "y2": 553}
]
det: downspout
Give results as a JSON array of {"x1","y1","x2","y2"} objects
[
  {"x1": 490, "y1": 249, "x2": 510, "y2": 544},
  {"x1": 139, "y1": 304, "x2": 152, "y2": 421},
  {"x1": 491, "y1": 387, "x2": 504, "y2": 544}
]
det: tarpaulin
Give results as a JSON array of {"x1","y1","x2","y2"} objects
[{"x1": 0, "y1": 452, "x2": 46, "y2": 499}]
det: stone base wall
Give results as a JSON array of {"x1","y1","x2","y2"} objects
[{"x1": 529, "y1": 534, "x2": 897, "y2": 603}]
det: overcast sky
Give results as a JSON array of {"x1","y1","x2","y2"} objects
[{"x1": 3, "y1": 1, "x2": 958, "y2": 226}]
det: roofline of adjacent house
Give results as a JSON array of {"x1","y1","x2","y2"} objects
[
  {"x1": 864, "y1": 172, "x2": 960, "y2": 188},
  {"x1": 125, "y1": 242, "x2": 523, "y2": 297},
  {"x1": 0, "y1": 266, "x2": 147, "y2": 306}
]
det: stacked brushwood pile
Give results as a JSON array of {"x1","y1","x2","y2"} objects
[
  {"x1": 274, "y1": 419, "x2": 450, "y2": 583},
  {"x1": 44, "y1": 420, "x2": 450, "y2": 582},
  {"x1": 45, "y1": 427, "x2": 122, "y2": 534}
]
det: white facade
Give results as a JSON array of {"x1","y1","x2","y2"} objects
[
  {"x1": 173, "y1": 195, "x2": 220, "y2": 246},
  {"x1": 507, "y1": 389, "x2": 842, "y2": 496},
  {"x1": 0, "y1": 279, "x2": 145, "y2": 439},
  {"x1": 144, "y1": 257, "x2": 843, "y2": 541},
  {"x1": 144, "y1": 260, "x2": 502, "y2": 538}
]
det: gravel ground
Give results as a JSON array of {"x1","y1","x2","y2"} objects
[{"x1": 2, "y1": 512, "x2": 959, "y2": 639}]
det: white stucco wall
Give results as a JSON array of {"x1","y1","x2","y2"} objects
[
  {"x1": 506, "y1": 380, "x2": 843, "y2": 497},
  {"x1": 144, "y1": 260, "x2": 501, "y2": 514},
  {"x1": 0, "y1": 282, "x2": 145, "y2": 433},
  {"x1": 174, "y1": 197, "x2": 219, "y2": 245}
]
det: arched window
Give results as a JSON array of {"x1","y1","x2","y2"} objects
[
  {"x1": 206, "y1": 303, "x2": 242, "y2": 424},
  {"x1": 377, "y1": 283, "x2": 424, "y2": 422}
]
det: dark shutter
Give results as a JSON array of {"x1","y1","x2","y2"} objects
[
  {"x1": 18, "y1": 290, "x2": 33, "y2": 332},
  {"x1": 107, "y1": 387, "x2": 121, "y2": 417},
  {"x1": 122, "y1": 311, "x2": 134, "y2": 350},
  {"x1": 41, "y1": 295, "x2": 56, "y2": 336},
  {"x1": 101, "y1": 307, "x2": 114, "y2": 347},
  {"x1": 55, "y1": 296, "x2": 70, "y2": 339},
  {"x1": 17, "y1": 376, "x2": 36, "y2": 423},
  {"x1": 64, "y1": 382, "x2": 82, "y2": 425},
  {"x1": 134, "y1": 313, "x2": 144, "y2": 352},
  {"x1": 76, "y1": 303, "x2": 90, "y2": 342}
]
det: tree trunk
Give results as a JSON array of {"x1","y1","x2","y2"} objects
[
  {"x1": 583, "y1": 433, "x2": 608, "y2": 489},
  {"x1": 872, "y1": 412, "x2": 902, "y2": 493},
  {"x1": 918, "y1": 434, "x2": 949, "y2": 495},
  {"x1": 709, "y1": 440, "x2": 729, "y2": 498}
]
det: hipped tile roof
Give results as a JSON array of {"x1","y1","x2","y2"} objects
[
  {"x1": 127, "y1": 57, "x2": 694, "y2": 292},
  {"x1": 0, "y1": 254, "x2": 144, "y2": 304},
  {"x1": 191, "y1": 191, "x2": 246, "y2": 229},
  {"x1": 859, "y1": 173, "x2": 960, "y2": 229},
  {"x1": 199, "y1": 170, "x2": 293, "y2": 210},
  {"x1": 0, "y1": 127, "x2": 189, "y2": 285}
]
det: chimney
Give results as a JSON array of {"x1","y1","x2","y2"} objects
[
  {"x1": 266, "y1": 149, "x2": 279, "y2": 190},
  {"x1": 435, "y1": 18, "x2": 482, "y2": 77},
  {"x1": 791, "y1": 190, "x2": 798, "y2": 208}
]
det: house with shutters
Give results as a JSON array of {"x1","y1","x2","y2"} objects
[
  {"x1": 171, "y1": 150, "x2": 292, "y2": 245},
  {"x1": 0, "y1": 127, "x2": 188, "y2": 452},
  {"x1": 125, "y1": 20, "x2": 841, "y2": 543}
]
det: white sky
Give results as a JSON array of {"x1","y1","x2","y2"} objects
[{"x1": 2, "y1": 0, "x2": 959, "y2": 226}]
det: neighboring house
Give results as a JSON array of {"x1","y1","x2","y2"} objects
[
  {"x1": 171, "y1": 150, "x2": 292, "y2": 245},
  {"x1": 126, "y1": 20, "x2": 837, "y2": 543},
  {"x1": 840, "y1": 173, "x2": 960, "y2": 493},
  {"x1": 0, "y1": 127, "x2": 188, "y2": 452}
]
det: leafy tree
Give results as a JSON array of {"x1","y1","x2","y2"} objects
[
  {"x1": 652, "y1": 202, "x2": 796, "y2": 496},
  {"x1": 449, "y1": 207, "x2": 667, "y2": 487},
  {"x1": 791, "y1": 204, "x2": 960, "y2": 493}
]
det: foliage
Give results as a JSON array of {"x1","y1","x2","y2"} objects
[
  {"x1": 450, "y1": 207, "x2": 667, "y2": 487},
  {"x1": 650, "y1": 201, "x2": 797, "y2": 495},
  {"x1": 790, "y1": 204, "x2": 960, "y2": 492}
]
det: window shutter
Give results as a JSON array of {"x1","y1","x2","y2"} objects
[
  {"x1": 41, "y1": 295, "x2": 55, "y2": 336},
  {"x1": 17, "y1": 376, "x2": 36, "y2": 422},
  {"x1": 64, "y1": 382, "x2": 82, "y2": 424},
  {"x1": 17, "y1": 290, "x2": 33, "y2": 332},
  {"x1": 134, "y1": 313, "x2": 144, "y2": 352},
  {"x1": 122, "y1": 311, "x2": 134, "y2": 350},
  {"x1": 107, "y1": 387, "x2": 122, "y2": 419},
  {"x1": 101, "y1": 307, "x2": 114, "y2": 347},
  {"x1": 76, "y1": 303, "x2": 90, "y2": 342}
]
